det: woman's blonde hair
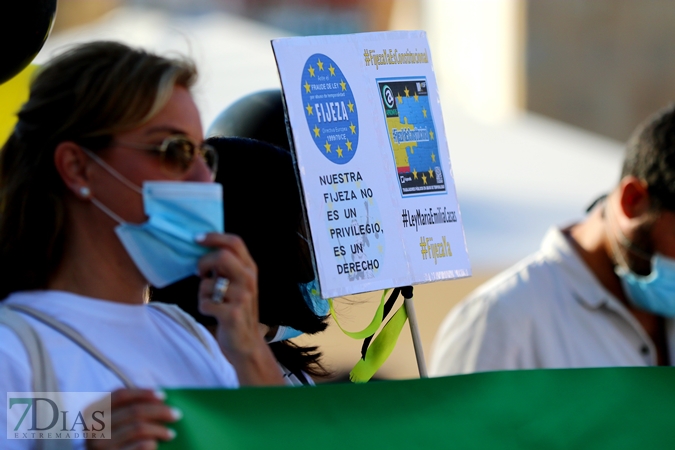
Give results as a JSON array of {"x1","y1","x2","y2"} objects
[{"x1": 0, "y1": 41, "x2": 197, "y2": 299}]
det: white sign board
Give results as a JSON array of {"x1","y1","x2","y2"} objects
[{"x1": 273, "y1": 31, "x2": 471, "y2": 298}]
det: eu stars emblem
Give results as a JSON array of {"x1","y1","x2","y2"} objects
[{"x1": 301, "y1": 53, "x2": 359, "y2": 164}]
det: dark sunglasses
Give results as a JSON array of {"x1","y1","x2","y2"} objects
[{"x1": 115, "y1": 135, "x2": 218, "y2": 178}]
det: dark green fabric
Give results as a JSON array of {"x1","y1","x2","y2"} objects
[{"x1": 161, "y1": 367, "x2": 675, "y2": 449}]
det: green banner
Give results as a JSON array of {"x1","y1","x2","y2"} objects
[{"x1": 161, "y1": 367, "x2": 675, "y2": 449}]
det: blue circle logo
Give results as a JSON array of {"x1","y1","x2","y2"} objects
[{"x1": 301, "y1": 53, "x2": 358, "y2": 164}]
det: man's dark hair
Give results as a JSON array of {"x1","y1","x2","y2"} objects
[{"x1": 622, "y1": 104, "x2": 675, "y2": 211}]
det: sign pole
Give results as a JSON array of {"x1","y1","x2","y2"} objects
[{"x1": 402, "y1": 287, "x2": 427, "y2": 378}]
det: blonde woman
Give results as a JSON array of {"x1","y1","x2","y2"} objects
[{"x1": 0, "y1": 41, "x2": 282, "y2": 450}]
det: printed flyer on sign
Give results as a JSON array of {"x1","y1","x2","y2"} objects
[{"x1": 272, "y1": 31, "x2": 471, "y2": 298}]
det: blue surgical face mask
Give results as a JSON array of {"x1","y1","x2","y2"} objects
[
  {"x1": 84, "y1": 149, "x2": 223, "y2": 288},
  {"x1": 607, "y1": 202, "x2": 675, "y2": 317},
  {"x1": 266, "y1": 279, "x2": 329, "y2": 343},
  {"x1": 298, "y1": 278, "x2": 330, "y2": 317},
  {"x1": 615, "y1": 254, "x2": 675, "y2": 317},
  {"x1": 267, "y1": 325, "x2": 303, "y2": 343}
]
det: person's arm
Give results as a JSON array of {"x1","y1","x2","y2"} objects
[{"x1": 196, "y1": 233, "x2": 284, "y2": 386}]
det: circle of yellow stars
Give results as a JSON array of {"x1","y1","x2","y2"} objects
[{"x1": 304, "y1": 57, "x2": 357, "y2": 158}]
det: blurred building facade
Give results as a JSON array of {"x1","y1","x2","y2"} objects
[
  {"x1": 52, "y1": 0, "x2": 675, "y2": 143},
  {"x1": 421, "y1": 0, "x2": 675, "y2": 141},
  {"x1": 125, "y1": 0, "x2": 395, "y2": 35},
  {"x1": 526, "y1": 0, "x2": 675, "y2": 141}
]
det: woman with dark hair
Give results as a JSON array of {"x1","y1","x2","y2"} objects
[
  {"x1": 152, "y1": 136, "x2": 330, "y2": 384},
  {"x1": 0, "y1": 41, "x2": 282, "y2": 449}
]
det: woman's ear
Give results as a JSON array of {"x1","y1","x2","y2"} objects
[{"x1": 53, "y1": 142, "x2": 92, "y2": 199}]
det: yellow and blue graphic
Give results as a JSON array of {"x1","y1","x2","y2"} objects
[
  {"x1": 378, "y1": 78, "x2": 446, "y2": 196},
  {"x1": 301, "y1": 54, "x2": 359, "y2": 165}
]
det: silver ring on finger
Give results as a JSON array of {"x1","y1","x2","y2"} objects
[{"x1": 211, "y1": 277, "x2": 230, "y2": 304}]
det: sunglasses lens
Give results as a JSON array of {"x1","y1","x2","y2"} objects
[
  {"x1": 162, "y1": 137, "x2": 193, "y2": 174},
  {"x1": 158, "y1": 136, "x2": 218, "y2": 177}
]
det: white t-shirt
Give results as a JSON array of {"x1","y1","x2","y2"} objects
[
  {"x1": 0, "y1": 290, "x2": 239, "y2": 449},
  {"x1": 430, "y1": 227, "x2": 675, "y2": 376}
]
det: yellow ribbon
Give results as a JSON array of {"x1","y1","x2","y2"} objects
[
  {"x1": 328, "y1": 289, "x2": 411, "y2": 382},
  {"x1": 327, "y1": 289, "x2": 389, "y2": 339},
  {"x1": 349, "y1": 304, "x2": 409, "y2": 383}
]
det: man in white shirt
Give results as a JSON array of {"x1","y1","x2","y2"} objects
[{"x1": 430, "y1": 104, "x2": 675, "y2": 375}]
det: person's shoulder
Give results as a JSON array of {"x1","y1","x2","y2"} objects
[
  {"x1": 463, "y1": 248, "x2": 566, "y2": 317},
  {"x1": 0, "y1": 324, "x2": 33, "y2": 447},
  {"x1": 431, "y1": 250, "x2": 564, "y2": 374},
  {"x1": 0, "y1": 323, "x2": 33, "y2": 387},
  {"x1": 146, "y1": 302, "x2": 218, "y2": 352},
  {"x1": 436, "y1": 246, "x2": 567, "y2": 342},
  {"x1": 147, "y1": 302, "x2": 240, "y2": 388},
  {"x1": 0, "y1": 324, "x2": 30, "y2": 360}
]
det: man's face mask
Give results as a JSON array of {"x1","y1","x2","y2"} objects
[
  {"x1": 83, "y1": 148, "x2": 223, "y2": 288},
  {"x1": 607, "y1": 202, "x2": 675, "y2": 317},
  {"x1": 615, "y1": 255, "x2": 675, "y2": 317}
]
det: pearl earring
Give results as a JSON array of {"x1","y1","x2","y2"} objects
[{"x1": 79, "y1": 186, "x2": 91, "y2": 198}]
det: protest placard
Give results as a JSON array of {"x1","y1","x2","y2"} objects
[{"x1": 272, "y1": 31, "x2": 471, "y2": 298}]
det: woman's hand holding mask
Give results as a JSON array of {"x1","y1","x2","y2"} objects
[{"x1": 196, "y1": 232, "x2": 284, "y2": 386}]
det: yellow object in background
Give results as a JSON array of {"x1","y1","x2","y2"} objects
[{"x1": 0, "y1": 64, "x2": 37, "y2": 147}]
